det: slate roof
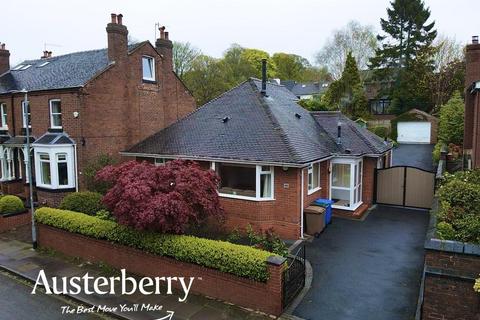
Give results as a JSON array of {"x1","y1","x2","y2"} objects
[
  {"x1": 33, "y1": 132, "x2": 75, "y2": 145},
  {"x1": 311, "y1": 112, "x2": 392, "y2": 156},
  {"x1": 0, "y1": 43, "x2": 145, "y2": 94},
  {"x1": 125, "y1": 78, "x2": 390, "y2": 165}
]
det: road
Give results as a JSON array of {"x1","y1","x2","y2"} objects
[
  {"x1": 392, "y1": 144, "x2": 435, "y2": 171},
  {"x1": 0, "y1": 270, "x2": 104, "y2": 320}
]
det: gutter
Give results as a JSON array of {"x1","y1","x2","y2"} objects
[{"x1": 120, "y1": 152, "x2": 334, "y2": 169}]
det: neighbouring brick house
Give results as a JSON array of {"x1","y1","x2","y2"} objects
[
  {"x1": 123, "y1": 71, "x2": 393, "y2": 240},
  {"x1": 0, "y1": 14, "x2": 196, "y2": 206},
  {"x1": 464, "y1": 36, "x2": 480, "y2": 169}
]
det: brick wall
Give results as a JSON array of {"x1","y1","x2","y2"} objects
[
  {"x1": 362, "y1": 157, "x2": 377, "y2": 205},
  {"x1": 36, "y1": 189, "x2": 71, "y2": 207},
  {"x1": 37, "y1": 224, "x2": 285, "y2": 316},
  {"x1": 0, "y1": 210, "x2": 30, "y2": 233},
  {"x1": 422, "y1": 249, "x2": 480, "y2": 320}
]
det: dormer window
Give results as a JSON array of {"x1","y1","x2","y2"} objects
[
  {"x1": 142, "y1": 56, "x2": 155, "y2": 81},
  {"x1": 0, "y1": 103, "x2": 7, "y2": 129},
  {"x1": 49, "y1": 99, "x2": 62, "y2": 129}
]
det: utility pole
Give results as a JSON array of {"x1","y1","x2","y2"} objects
[{"x1": 22, "y1": 89, "x2": 36, "y2": 249}]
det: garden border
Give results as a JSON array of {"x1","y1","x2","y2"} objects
[{"x1": 37, "y1": 224, "x2": 287, "y2": 316}]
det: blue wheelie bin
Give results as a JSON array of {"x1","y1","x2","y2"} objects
[{"x1": 314, "y1": 199, "x2": 334, "y2": 225}]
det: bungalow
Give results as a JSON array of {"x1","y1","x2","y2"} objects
[{"x1": 123, "y1": 66, "x2": 392, "y2": 239}]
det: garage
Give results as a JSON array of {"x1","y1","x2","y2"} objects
[{"x1": 397, "y1": 122, "x2": 431, "y2": 144}]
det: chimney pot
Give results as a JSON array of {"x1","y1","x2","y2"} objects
[
  {"x1": 165, "y1": 31, "x2": 169, "y2": 40},
  {"x1": 337, "y1": 121, "x2": 342, "y2": 145},
  {"x1": 110, "y1": 13, "x2": 117, "y2": 24},
  {"x1": 117, "y1": 14, "x2": 123, "y2": 25},
  {"x1": 159, "y1": 26, "x2": 166, "y2": 39},
  {"x1": 0, "y1": 43, "x2": 5, "y2": 50},
  {"x1": 473, "y1": 36, "x2": 479, "y2": 44}
]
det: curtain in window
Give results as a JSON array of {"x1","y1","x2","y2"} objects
[{"x1": 332, "y1": 163, "x2": 350, "y2": 188}]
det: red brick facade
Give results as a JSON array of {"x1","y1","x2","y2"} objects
[
  {"x1": 37, "y1": 224, "x2": 285, "y2": 316},
  {"x1": 0, "y1": 15, "x2": 196, "y2": 204},
  {"x1": 422, "y1": 249, "x2": 480, "y2": 320},
  {"x1": 0, "y1": 210, "x2": 30, "y2": 233},
  {"x1": 464, "y1": 37, "x2": 480, "y2": 168}
]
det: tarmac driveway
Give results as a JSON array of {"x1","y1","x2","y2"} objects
[
  {"x1": 392, "y1": 144, "x2": 435, "y2": 171},
  {"x1": 293, "y1": 206, "x2": 429, "y2": 320}
]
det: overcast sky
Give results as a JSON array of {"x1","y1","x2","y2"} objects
[{"x1": 2, "y1": 0, "x2": 478, "y2": 65}]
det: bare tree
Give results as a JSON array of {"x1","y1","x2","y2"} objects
[
  {"x1": 315, "y1": 21, "x2": 377, "y2": 80},
  {"x1": 433, "y1": 35, "x2": 464, "y2": 72},
  {"x1": 173, "y1": 41, "x2": 201, "y2": 79}
]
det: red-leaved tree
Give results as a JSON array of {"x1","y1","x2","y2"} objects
[{"x1": 95, "y1": 160, "x2": 224, "y2": 234}]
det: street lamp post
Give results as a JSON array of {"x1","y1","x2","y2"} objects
[{"x1": 21, "y1": 89, "x2": 36, "y2": 249}]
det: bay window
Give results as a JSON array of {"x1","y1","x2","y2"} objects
[
  {"x1": 307, "y1": 162, "x2": 321, "y2": 194},
  {"x1": 330, "y1": 158, "x2": 363, "y2": 210},
  {"x1": 34, "y1": 146, "x2": 75, "y2": 189},
  {"x1": 212, "y1": 162, "x2": 274, "y2": 200}
]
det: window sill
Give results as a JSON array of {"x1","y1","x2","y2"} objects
[
  {"x1": 218, "y1": 193, "x2": 275, "y2": 202},
  {"x1": 307, "y1": 186, "x2": 321, "y2": 195},
  {"x1": 36, "y1": 186, "x2": 76, "y2": 192},
  {"x1": 48, "y1": 128, "x2": 63, "y2": 133},
  {"x1": 142, "y1": 79, "x2": 157, "y2": 84}
]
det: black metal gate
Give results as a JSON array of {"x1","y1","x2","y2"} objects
[{"x1": 282, "y1": 244, "x2": 306, "y2": 308}]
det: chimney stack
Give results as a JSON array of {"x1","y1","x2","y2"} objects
[
  {"x1": 106, "y1": 13, "x2": 128, "y2": 63},
  {"x1": 155, "y1": 26, "x2": 173, "y2": 71},
  {"x1": 261, "y1": 59, "x2": 267, "y2": 95},
  {"x1": 463, "y1": 35, "x2": 480, "y2": 151},
  {"x1": 0, "y1": 43, "x2": 10, "y2": 75}
]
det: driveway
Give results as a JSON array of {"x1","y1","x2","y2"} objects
[
  {"x1": 392, "y1": 144, "x2": 435, "y2": 171},
  {"x1": 293, "y1": 206, "x2": 429, "y2": 320}
]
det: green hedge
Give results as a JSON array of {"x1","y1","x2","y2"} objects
[
  {"x1": 59, "y1": 192, "x2": 105, "y2": 215},
  {"x1": 0, "y1": 195, "x2": 25, "y2": 215},
  {"x1": 35, "y1": 208, "x2": 275, "y2": 282}
]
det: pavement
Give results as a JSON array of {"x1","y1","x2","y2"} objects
[
  {"x1": 0, "y1": 226, "x2": 272, "y2": 320},
  {"x1": 293, "y1": 205, "x2": 429, "y2": 320},
  {"x1": 392, "y1": 144, "x2": 435, "y2": 172}
]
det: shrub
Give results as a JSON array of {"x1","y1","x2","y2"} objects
[
  {"x1": 96, "y1": 160, "x2": 224, "y2": 234},
  {"x1": 0, "y1": 195, "x2": 25, "y2": 215},
  {"x1": 438, "y1": 180, "x2": 480, "y2": 216},
  {"x1": 452, "y1": 214, "x2": 480, "y2": 244},
  {"x1": 59, "y1": 192, "x2": 105, "y2": 216},
  {"x1": 436, "y1": 221, "x2": 456, "y2": 240},
  {"x1": 438, "y1": 91, "x2": 464, "y2": 146},
  {"x1": 369, "y1": 126, "x2": 389, "y2": 139},
  {"x1": 95, "y1": 209, "x2": 115, "y2": 221},
  {"x1": 432, "y1": 142, "x2": 445, "y2": 164},
  {"x1": 35, "y1": 208, "x2": 275, "y2": 282},
  {"x1": 83, "y1": 154, "x2": 117, "y2": 194},
  {"x1": 245, "y1": 225, "x2": 288, "y2": 257}
]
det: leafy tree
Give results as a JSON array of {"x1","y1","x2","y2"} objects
[
  {"x1": 183, "y1": 55, "x2": 230, "y2": 106},
  {"x1": 316, "y1": 21, "x2": 377, "y2": 80},
  {"x1": 297, "y1": 96, "x2": 329, "y2": 111},
  {"x1": 239, "y1": 48, "x2": 276, "y2": 79},
  {"x1": 173, "y1": 41, "x2": 201, "y2": 80},
  {"x1": 438, "y1": 91, "x2": 464, "y2": 145},
  {"x1": 96, "y1": 160, "x2": 224, "y2": 234},
  {"x1": 83, "y1": 153, "x2": 117, "y2": 194},
  {"x1": 301, "y1": 66, "x2": 332, "y2": 83},
  {"x1": 272, "y1": 53, "x2": 310, "y2": 81},
  {"x1": 323, "y1": 52, "x2": 369, "y2": 119},
  {"x1": 370, "y1": 0, "x2": 437, "y2": 114}
]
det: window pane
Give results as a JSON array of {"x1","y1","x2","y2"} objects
[
  {"x1": 260, "y1": 173, "x2": 272, "y2": 198},
  {"x1": 312, "y1": 163, "x2": 319, "y2": 189},
  {"x1": 142, "y1": 57, "x2": 153, "y2": 79},
  {"x1": 1, "y1": 104, "x2": 6, "y2": 127},
  {"x1": 332, "y1": 188, "x2": 351, "y2": 207},
  {"x1": 57, "y1": 162, "x2": 68, "y2": 186},
  {"x1": 41, "y1": 161, "x2": 51, "y2": 185},
  {"x1": 332, "y1": 163, "x2": 350, "y2": 188},
  {"x1": 216, "y1": 163, "x2": 256, "y2": 197}
]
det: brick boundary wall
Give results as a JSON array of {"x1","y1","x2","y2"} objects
[
  {"x1": 0, "y1": 211, "x2": 31, "y2": 233},
  {"x1": 37, "y1": 224, "x2": 286, "y2": 316},
  {"x1": 420, "y1": 199, "x2": 480, "y2": 320}
]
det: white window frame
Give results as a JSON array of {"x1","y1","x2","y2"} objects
[
  {"x1": 0, "y1": 147, "x2": 15, "y2": 181},
  {"x1": 34, "y1": 146, "x2": 75, "y2": 189},
  {"x1": 142, "y1": 56, "x2": 156, "y2": 81},
  {"x1": 211, "y1": 162, "x2": 275, "y2": 201},
  {"x1": 21, "y1": 101, "x2": 31, "y2": 128},
  {"x1": 307, "y1": 162, "x2": 321, "y2": 195},
  {"x1": 0, "y1": 103, "x2": 7, "y2": 129},
  {"x1": 49, "y1": 99, "x2": 62, "y2": 129},
  {"x1": 154, "y1": 158, "x2": 167, "y2": 166},
  {"x1": 329, "y1": 158, "x2": 363, "y2": 211}
]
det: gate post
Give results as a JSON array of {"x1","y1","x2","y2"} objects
[{"x1": 373, "y1": 168, "x2": 378, "y2": 204}]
